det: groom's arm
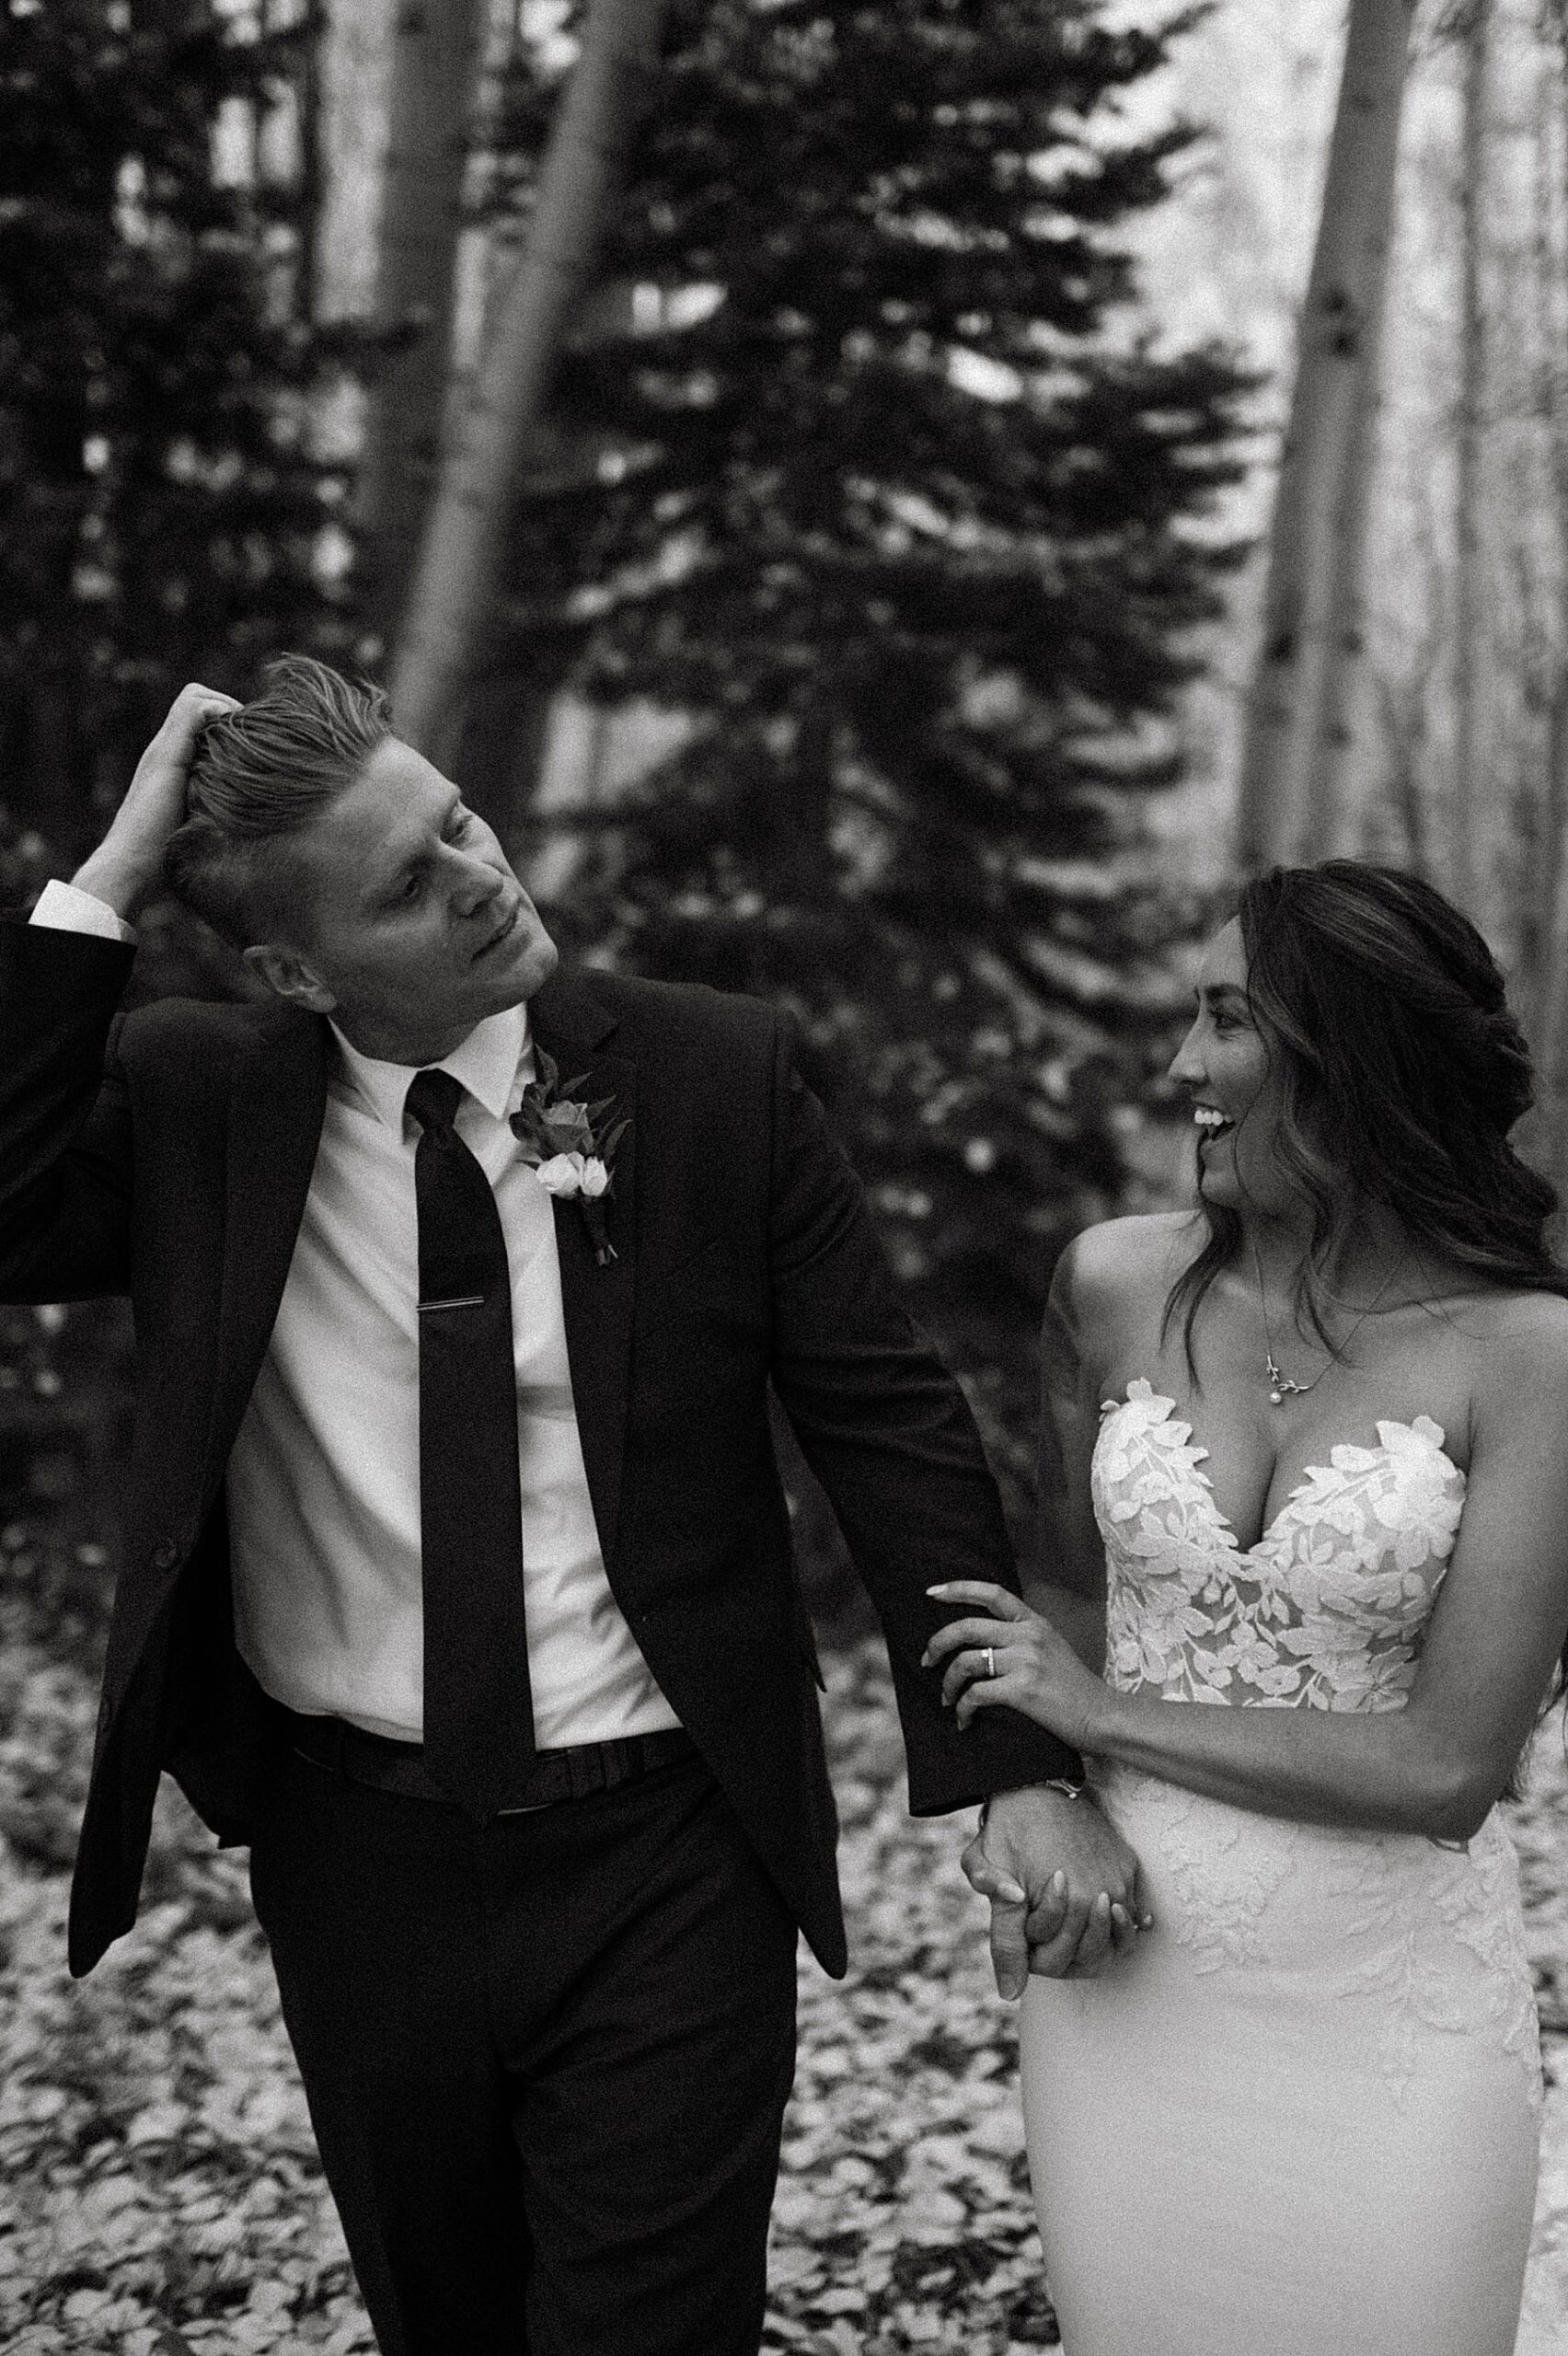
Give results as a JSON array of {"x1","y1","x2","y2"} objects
[
  {"x1": 0, "y1": 684, "x2": 239, "y2": 1302},
  {"x1": 763, "y1": 1016, "x2": 1078, "y2": 1811},
  {"x1": 0, "y1": 917, "x2": 136, "y2": 1300},
  {"x1": 764, "y1": 1022, "x2": 1146, "y2": 1981}
]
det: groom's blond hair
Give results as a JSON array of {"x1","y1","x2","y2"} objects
[{"x1": 165, "y1": 654, "x2": 392, "y2": 947}]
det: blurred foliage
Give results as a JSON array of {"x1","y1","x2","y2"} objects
[
  {"x1": 0, "y1": 0, "x2": 363, "y2": 870},
  {"x1": 490, "y1": 0, "x2": 1254, "y2": 1513}
]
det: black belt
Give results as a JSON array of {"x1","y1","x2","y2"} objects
[{"x1": 279, "y1": 1708, "x2": 697, "y2": 1813}]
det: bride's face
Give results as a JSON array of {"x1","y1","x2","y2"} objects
[{"x1": 1168, "y1": 919, "x2": 1302, "y2": 1218}]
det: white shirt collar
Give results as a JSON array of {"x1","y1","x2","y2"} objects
[{"x1": 329, "y1": 1000, "x2": 535, "y2": 1132}]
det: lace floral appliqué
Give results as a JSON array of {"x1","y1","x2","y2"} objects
[
  {"x1": 1094, "y1": 1380, "x2": 1464, "y2": 1713},
  {"x1": 1090, "y1": 1380, "x2": 1541, "y2": 2110}
]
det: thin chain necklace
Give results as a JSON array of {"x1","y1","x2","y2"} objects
[{"x1": 1249, "y1": 1235, "x2": 1410, "y2": 1407}]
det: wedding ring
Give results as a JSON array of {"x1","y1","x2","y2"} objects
[{"x1": 984, "y1": 1646, "x2": 997, "y2": 1680}]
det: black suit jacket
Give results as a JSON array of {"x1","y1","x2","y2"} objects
[{"x1": 0, "y1": 920, "x2": 1078, "y2": 1978}]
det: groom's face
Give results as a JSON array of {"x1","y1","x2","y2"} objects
[{"x1": 248, "y1": 736, "x2": 558, "y2": 1057}]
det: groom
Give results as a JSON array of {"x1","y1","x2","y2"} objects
[{"x1": 0, "y1": 663, "x2": 1141, "y2": 2355}]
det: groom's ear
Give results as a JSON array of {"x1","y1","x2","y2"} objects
[{"x1": 244, "y1": 940, "x2": 337, "y2": 1013}]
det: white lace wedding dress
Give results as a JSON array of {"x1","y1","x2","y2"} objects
[{"x1": 1020, "y1": 1380, "x2": 1542, "y2": 2355}]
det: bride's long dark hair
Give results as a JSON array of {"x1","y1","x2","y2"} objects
[
  {"x1": 1161, "y1": 859, "x2": 1568, "y2": 1742},
  {"x1": 1163, "y1": 860, "x2": 1568, "y2": 1359}
]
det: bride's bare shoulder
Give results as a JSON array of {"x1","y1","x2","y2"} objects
[
  {"x1": 1054, "y1": 1211, "x2": 1200, "y2": 1322},
  {"x1": 1463, "y1": 1287, "x2": 1568, "y2": 1380},
  {"x1": 1460, "y1": 1287, "x2": 1568, "y2": 1456}
]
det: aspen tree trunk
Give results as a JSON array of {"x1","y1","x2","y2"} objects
[
  {"x1": 355, "y1": 0, "x2": 487, "y2": 642},
  {"x1": 1525, "y1": 20, "x2": 1568, "y2": 1183},
  {"x1": 294, "y1": 0, "x2": 325, "y2": 324},
  {"x1": 1236, "y1": 0, "x2": 1418, "y2": 873},
  {"x1": 1523, "y1": 22, "x2": 1565, "y2": 1017},
  {"x1": 388, "y1": 0, "x2": 667, "y2": 767},
  {"x1": 314, "y1": 0, "x2": 394, "y2": 321},
  {"x1": 1533, "y1": 674, "x2": 1568, "y2": 1185},
  {"x1": 1450, "y1": 0, "x2": 1490, "y2": 918}
]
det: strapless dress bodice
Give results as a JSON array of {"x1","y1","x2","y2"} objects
[{"x1": 1091, "y1": 1378, "x2": 1467, "y2": 1712}]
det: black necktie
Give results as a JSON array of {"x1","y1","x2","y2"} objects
[{"x1": 405, "y1": 1067, "x2": 536, "y2": 1817}]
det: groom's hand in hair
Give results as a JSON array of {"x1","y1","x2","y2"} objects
[
  {"x1": 73, "y1": 681, "x2": 241, "y2": 920},
  {"x1": 963, "y1": 1784, "x2": 1147, "y2": 1994}
]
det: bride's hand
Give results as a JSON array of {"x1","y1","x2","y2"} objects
[{"x1": 923, "y1": 1580, "x2": 1113, "y2": 1752}]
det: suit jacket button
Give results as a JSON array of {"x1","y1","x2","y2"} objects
[{"x1": 152, "y1": 1539, "x2": 179, "y2": 1570}]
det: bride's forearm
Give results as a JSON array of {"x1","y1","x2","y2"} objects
[
  {"x1": 926, "y1": 1578, "x2": 1501, "y2": 1841},
  {"x1": 1089, "y1": 1689, "x2": 1486, "y2": 1842}
]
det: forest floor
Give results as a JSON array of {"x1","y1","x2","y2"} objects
[{"x1": 1, "y1": 1547, "x2": 1567, "y2": 2355}]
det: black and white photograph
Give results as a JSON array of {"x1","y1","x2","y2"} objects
[{"x1": 5, "y1": 0, "x2": 1568, "y2": 2350}]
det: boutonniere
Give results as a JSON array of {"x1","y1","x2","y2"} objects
[{"x1": 510, "y1": 1046, "x2": 629, "y2": 1266}]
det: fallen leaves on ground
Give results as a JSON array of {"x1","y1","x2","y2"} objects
[{"x1": 1, "y1": 1572, "x2": 1566, "y2": 2354}]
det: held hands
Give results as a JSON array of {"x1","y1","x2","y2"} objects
[
  {"x1": 923, "y1": 1578, "x2": 1113, "y2": 1752},
  {"x1": 73, "y1": 681, "x2": 241, "y2": 919},
  {"x1": 922, "y1": 1581, "x2": 1149, "y2": 1988},
  {"x1": 962, "y1": 1784, "x2": 1149, "y2": 1992}
]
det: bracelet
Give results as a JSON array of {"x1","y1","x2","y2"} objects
[{"x1": 980, "y1": 1775, "x2": 1085, "y2": 1827}]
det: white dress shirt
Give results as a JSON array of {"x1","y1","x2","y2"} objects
[{"x1": 31, "y1": 878, "x2": 679, "y2": 1749}]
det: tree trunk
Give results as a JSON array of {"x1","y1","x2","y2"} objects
[
  {"x1": 355, "y1": 0, "x2": 487, "y2": 644},
  {"x1": 1534, "y1": 669, "x2": 1568, "y2": 1142},
  {"x1": 388, "y1": 0, "x2": 668, "y2": 768},
  {"x1": 1523, "y1": 17, "x2": 1568, "y2": 1180},
  {"x1": 1450, "y1": 0, "x2": 1490, "y2": 918},
  {"x1": 1236, "y1": 0, "x2": 1418, "y2": 873}
]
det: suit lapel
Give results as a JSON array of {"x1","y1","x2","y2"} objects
[
  {"x1": 208, "y1": 1006, "x2": 331, "y2": 1469},
  {"x1": 529, "y1": 974, "x2": 636, "y2": 1568}
]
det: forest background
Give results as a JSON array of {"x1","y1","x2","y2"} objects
[{"x1": 8, "y1": 0, "x2": 1568, "y2": 1589}]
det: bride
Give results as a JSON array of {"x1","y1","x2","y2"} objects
[{"x1": 925, "y1": 860, "x2": 1568, "y2": 2355}]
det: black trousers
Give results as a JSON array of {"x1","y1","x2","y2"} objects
[{"x1": 248, "y1": 1738, "x2": 799, "y2": 2356}]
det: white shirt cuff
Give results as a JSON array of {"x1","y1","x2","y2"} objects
[{"x1": 29, "y1": 878, "x2": 137, "y2": 947}]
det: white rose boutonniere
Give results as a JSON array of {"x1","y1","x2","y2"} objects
[
  {"x1": 536, "y1": 1151, "x2": 610, "y2": 1198},
  {"x1": 511, "y1": 1050, "x2": 628, "y2": 1265}
]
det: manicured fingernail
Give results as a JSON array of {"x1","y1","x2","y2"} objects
[
  {"x1": 1093, "y1": 1892, "x2": 1110, "y2": 1916},
  {"x1": 927, "y1": 1584, "x2": 953, "y2": 1596},
  {"x1": 1111, "y1": 1903, "x2": 1129, "y2": 1926},
  {"x1": 996, "y1": 1879, "x2": 1026, "y2": 1903},
  {"x1": 919, "y1": 1650, "x2": 930, "y2": 1667},
  {"x1": 1138, "y1": 1911, "x2": 1155, "y2": 1930},
  {"x1": 1050, "y1": 1871, "x2": 1066, "y2": 1893}
]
